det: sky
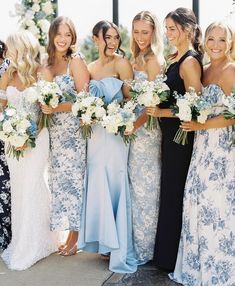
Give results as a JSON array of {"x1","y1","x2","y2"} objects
[{"x1": 0, "y1": 0, "x2": 234, "y2": 43}]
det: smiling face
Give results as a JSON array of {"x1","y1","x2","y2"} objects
[
  {"x1": 165, "y1": 17, "x2": 189, "y2": 48},
  {"x1": 54, "y1": 23, "x2": 73, "y2": 54},
  {"x1": 133, "y1": 20, "x2": 153, "y2": 52},
  {"x1": 205, "y1": 26, "x2": 231, "y2": 60},
  {"x1": 95, "y1": 27, "x2": 120, "y2": 57}
]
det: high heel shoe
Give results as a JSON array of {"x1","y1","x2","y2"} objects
[{"x1": 59, "y1": 244, "x2": 78, "y2": 256}]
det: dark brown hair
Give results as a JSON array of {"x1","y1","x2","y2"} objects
[
  {"x1": 92, "y1": 20, "x2": 125, "y2": 57},
  {"x1": 165, "y1": 7, "x2": 204, "y2": 60},
  {"x1": 47, "y1": 16, "x2": 77, "y2": 65}
]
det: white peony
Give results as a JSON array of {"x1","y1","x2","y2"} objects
[
  {"x1": 94, "y1": 106, "x2": 106, "y2": 119},
  {"x1": 81, "y1": 113, "x2": 92, "y2": 124},
  {"x1": 49, "y1": 97, "x2": 59, "y2": 109},
  {"x1": 38, "y1": 19, "x2": 50, "y2": 33},
  {"x1": 17, "y1": 119, "x2": 31, "y2": 131},
  {"x1": 42, "y1": 2, "x2": 54, "y2": 15},
  {"x1": 197, "y1": 109, "x2": 209, "y2": 124},
  {"x1": 9, "y1": 134, "x2": 28, "y2": 148},
  {"x1": 3, "y1": 121, "x2": 13, "y2": 133},
  {"x1": 32, "y1": 3, "x2": 40, "y2": 12}
]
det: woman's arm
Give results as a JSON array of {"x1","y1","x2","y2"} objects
[
  {"x1": 116, "y1": 57, "x2": 133, "y2": 99},
  {"x1": 146, "y1": 56, "x2": 202, "y2": 118}
]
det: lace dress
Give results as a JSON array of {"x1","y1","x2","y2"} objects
[
  {"x1": 128, "y1": 70, "x2": 161, "y2": 265},
  {"x1": 1, "y1": 86, "x2": 58, "y2": 270},
  {"x1": 170, "y1": 85, "x2": 235, "y2": 285},
  {"x1": 49, "y1": 70, "x2": 86, "y2": 231}
]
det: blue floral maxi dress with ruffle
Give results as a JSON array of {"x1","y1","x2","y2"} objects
[{"x1": 170, "y1": 85, "x2": 235, "y2": 286}]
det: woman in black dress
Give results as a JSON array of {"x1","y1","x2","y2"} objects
[
  {"x1": 146, "y1": 7, "x2": 203, "y2": 272},
  {"x1": 0, "y1": 40, "x2": 11, "y2": 251}
]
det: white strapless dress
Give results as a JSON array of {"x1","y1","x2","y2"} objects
[{"x1": 1, "y1": 86, "x2": 58, "y2": 271}]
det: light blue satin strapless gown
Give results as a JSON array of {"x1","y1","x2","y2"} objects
[
  {"x1": 79, "y1": 77, "x2": 137, "y2": 274},
  {"x1": 128, "y1": 71, "x2": 161, "y2": 265}
]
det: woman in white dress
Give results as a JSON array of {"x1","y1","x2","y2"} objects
[
  {"x1": 0, "y1": 30, "x2": 58, "y2": 271},
  {"x1": 170, "y1": 22, "x2": 235, "y2": 285}
]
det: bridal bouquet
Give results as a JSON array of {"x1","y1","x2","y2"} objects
[
  {"x1": 127, "y1": 74, "x2": 170, "y2": 130},
  {"x1": 171, "y1": 87, "x2": 210, "y2": 145},
  {"x1": 101, "y1": 100, "x2": 137, "y2": 144},
  {"x1": 26, "y1": 80, "x2": 62, "y2": 129},
  {"x1": 72, "y1": 91, "x2": 106, "y2": 139},
  {"x1": 0, "y1": 106, "x2": 38, "y2": 160}
]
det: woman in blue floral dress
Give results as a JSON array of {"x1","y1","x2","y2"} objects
[
  {"x1": 127, "y1": 11, "x2": 164, "y2": 265},
  {"x1": 170, "y1": 22, "x2": 235, "y2": 286},
  {"x1": 41, "y1": 16, "x2": 89, "y2": 256}
]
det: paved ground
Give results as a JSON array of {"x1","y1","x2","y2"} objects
[{"x1": 0, "y1": 251, "x2": 181, "y2": 286}]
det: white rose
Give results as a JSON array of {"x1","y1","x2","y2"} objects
[
  {"x1": 125, "y1": 122, "x2": 134, "y2": 132},
  {"x1": 3, "y1": 121, "x2": 13, "y2": 133},
  {"x1": 49, "y1": 97, "x2": 59, "y2": 108},
  {"x1": 32, "y1": 3, "x2": 40, "y2": 12},
  {"x1": 0, "y1": 131, "x2": 8, "y2": 142},
  {"x1": 81, "y1": 114, "x2": 92, "y2": 124},
  {"x1": 197, "y1": 110, "x2": 209, "y2": 124},
  {"x1": 17, "y1": 119, "x2": 31, "y2": 131},
  {"x1": 42, "y1": 2, "x2": 54, "y2": 15},
  {"x1": 10, "y1": 134, "x2": 28, "y2": 148},
  {"x1": 94, "y1": 107, "x2": 106, "y2": 119},
  {"x1": 38, "y1": 19, "x2": 50, "y2": 33}
]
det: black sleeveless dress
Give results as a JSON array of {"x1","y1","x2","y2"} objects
[
  {"x1": 0, "y1": 59, "x2": 11, "y2": 251},
  {"x1": 0, "y1": 141, "x2": 11, "y2": 251},
  {"x1": 153, "y1": 50, "x2": 203, "y2": 271}
]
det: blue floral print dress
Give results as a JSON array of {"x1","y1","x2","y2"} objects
[
  {"x1": 128, "y1": 70, "x2": 161, "y2": 265},
  {"x1": 170, "y1": 84, "x2": 235, "y2": 286},
  {"x1": 49, "y1": 64, "x2": 86, "y2": 232}
]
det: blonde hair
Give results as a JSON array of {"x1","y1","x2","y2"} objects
[
  {"x1": 204, "y1": 22, "x2": 234, "y2": 60},
  {"x1": 6, "y1": 30, "x2": 41, "y2": 87},
  {"x1": 131, "y1": 11, "x2": 164, "y2": 65}
]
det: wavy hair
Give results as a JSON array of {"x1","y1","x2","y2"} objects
[
  {"x1": 92, "y1": 20, "x2": 125, "y2": 57},
  {"x1": 204, "y1": 21, "x2": 234, "y2": 60},
  {"x1": 47, "y1": 16, "x2": 77, "y2": 66},
  {"x1": 6, "y1": 30, "x2": 41, "y2": 87},
  {"x1": 131, "y1": 11, "x2": 164, "y2": 65},
  {"x1": 165, "y1": 7, "x2": 204, "y2": 60}
]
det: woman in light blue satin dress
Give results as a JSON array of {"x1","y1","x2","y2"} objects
[
  {"x1": 79, "y1": 20, "x2": 137, "y2": 274},
  {"x1": 127, "y1": 11, "x2": 164, "y2": 265}
]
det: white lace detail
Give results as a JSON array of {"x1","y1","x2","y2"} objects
[
  {"x1": 1, "y1": 87, "x2": 59, "y2": 270},
  {"x1": 0, "y1": 89, "x2": 7, "y2": 100}
]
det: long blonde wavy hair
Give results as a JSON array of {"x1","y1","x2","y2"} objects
[
  {"x1": 130, "y1": 11, "x2": 164, "y2": 65},
  {"x1": 6, "y1": 30, "x2": 41, "y2": 87}
]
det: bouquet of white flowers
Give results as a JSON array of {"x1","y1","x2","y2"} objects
[
  {"x1": 101, "y1": 100, "x2": 137, "y2": 144},
  {"x1": 72, "y1": 91, "x2": 106, "y2": 139},
  {"x1": 222, "y1": 87, "x2": 235, "y2": 120},
  {"x1": 171, "y1": 87, "x2": 210, "y2": 145},
  {"x1": 127, "y1": 74, "x2": 170, "y2": 130},
  {"x1": 0, "y1": 106, "x2": 38, "y2": 160},
  {"x1": 26, "y1": 80, "x2": 62, "y2": 129},
  {"x1": 222, "y1": 86, "x2": 235, "y2": 144}
]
